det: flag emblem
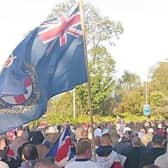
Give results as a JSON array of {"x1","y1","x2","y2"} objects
[
  {"x1": 38, "y1": 12, "x2": 82, "y2": 46},
  {"x1": 0, "y1": 64, "x2": 40, "y2": 110},
  {"x1": 3, "y1": 54, "x2": 16, "y2": 68}
]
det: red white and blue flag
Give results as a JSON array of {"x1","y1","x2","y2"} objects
[
  {"x1": 46, "y1": 126, "x2": 73, "y2": 167},
  {"x1": 38, "y1": 9, "x2": 82, "y2": 46}
]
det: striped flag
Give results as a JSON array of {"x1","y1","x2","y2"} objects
[{"x1": 46, "y1": 126, "x2": 73, "y2": 167}]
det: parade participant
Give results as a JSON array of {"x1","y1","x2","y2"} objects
[
  {"x1": 94, "y1": 124, "x2": 103, "y2": 147},
  {"x1": 139, "y1": 134, "x2": 166, "y2": 167},
  {"x1": 154, "y1": 149, "x2": 168, "y2": 168},
  {"x1": 19, "y1": 143, "x2": 39, "y2": 168},
  {"x1": 113, "y1": 130, "x2": 132, "y2": 156},
  {"x1": 65, "y1": 140, "x2": 98, "y2": 168},
  {"x1": 96, "y1": 133, "x2": 125, "y2": 168},
  {"x1": 124, "y1": 136, "x2": 146, "y2": 168}
]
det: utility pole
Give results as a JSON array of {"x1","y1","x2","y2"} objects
[
  {"x1": 145, "y1": 80, "x2": 148, "y2": 105},
  {"x1": 73, "y1": 88, "x2": 76, "y2": 119}
]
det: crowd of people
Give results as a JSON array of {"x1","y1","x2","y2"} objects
[{"x1": 0, "y1": 119, "x2": 167, "y2": 168}]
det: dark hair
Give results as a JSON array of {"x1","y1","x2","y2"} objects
[
  {"x1": 152, "y1": 134, "x2": 164, "y2": 143},
  {"x1": 29, "y1": 131, "x2": 44, "y2": 145},
  {"x1": 0, "y1": 136, "x2": 9, "y2": 147},
  {"x1": 22, "y1": 144, "x2": 39, "y2": 160},
  {"x1": 102, "y1": 133, "x2": 111, "y2": 139}
]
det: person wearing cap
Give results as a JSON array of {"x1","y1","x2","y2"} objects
[{"x1": 139, "y1": 134, "x2": 166, "y2": 168}]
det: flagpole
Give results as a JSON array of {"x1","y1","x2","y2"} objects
[
  {"x1": 79, "y1": 0, "x2": 96, "y2": 160},
  {"x1": 73, "y1": 88, "x2": 76, "y2": 119}
]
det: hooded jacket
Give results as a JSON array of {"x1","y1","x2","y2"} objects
[{"x1": 96, "y1": 146, "x2": 123, "y2": 168}]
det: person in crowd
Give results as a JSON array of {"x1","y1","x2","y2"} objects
[
  {"x1": 65, "y1": 139, "x2": 98, "y2": 168},
  {"x1": 27, "y1": 130, "x2": 49, "y2": 160},
  {"x1": 6, "y1": 129, "x2": 16, "y2": 143},
  {"x1": 140, "y1": 127, "x2": 153, "y2": 147},
  {"x1": 36, "y1": 143, "x2": 49, "y2": 160},
  {"x1": 96, "y1": 133, "x2": 124, "y2": 168},
  {"x1": 154, "y1": 123, "x2": 166, "y2": 137},
  {"x1": 0, "y1": 135, "x2": 19, "y2": 168},
  {"x1": 34, "y1": 158, "x2": 59, "y2": 168},
  {"x1": 108, "y1": 124, "x2": 120, "y2": 145},
  {"x1": 45, "y1": 126, "x2": 60, "y2": 146},
  {"x1": 139, "y1": 134, "x2": 166, "y2": 168},
  {"x1": 124, "y1": 136, "x2": 146, "y2": 168},
  {"x1": 9, "y1": 126, "x2": 30, "y2": 158},
  {"x1": 19, "y1": 143, "x2": 39, "y2": 168},
  {"x1": 116, "y1": 118, "x2": 125, "y2": 139},
  {"x1": 0, "y1": 161, "x2": 10, "y2": 168},
  {"x1": 113, "y1": 130, "x2": 132, "y2": 156},
  {"x1": 94, "y1": 124, "x2": 102, "y2": 147},
  {"x1": 154, "y1": 147, "x2": 168, "y2": 168},
  {"x1": 29, "y1": 130, "x2": 44, "y2": 145}
]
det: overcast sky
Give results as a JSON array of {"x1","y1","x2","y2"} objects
[{"x1": 0, "y1": 0, "x2": 168, "y2": 81}]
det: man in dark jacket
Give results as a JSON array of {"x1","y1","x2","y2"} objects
[
  {"x1": 113, "y1": 131, "x2": 132, "y2": 156},
  {"x1": 124, "y1": 136, "x2": 146, "y2": 168},
  {"x1": 139, "y1": 134, "x2": 166, "y2": 168}
]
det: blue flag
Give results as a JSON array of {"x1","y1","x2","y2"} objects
[{"x1": 0, "y1": 5, "x2": 88, "y2": 133}]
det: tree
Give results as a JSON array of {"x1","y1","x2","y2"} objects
[
  {"x1": 113, "y1": 71, "x2": 143, "y2": 116},
  {"x1": 118, "y1": 70, "x2": 141, "y2": 90},
  {"x1": 76, "y1": 3, "x2": 123, "y2": 115},
  {"x1": 150, "y1": 61, "x2": 168, "y2": 95},
  {"x1": 116, "y1": 87, "x2": 144, "y2": 115},
  {"x1": 148, "y1": 61, "x2": 168, "y2": 118}
]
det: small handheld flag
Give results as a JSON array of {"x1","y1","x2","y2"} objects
[{"x1": 46, "y1": 126, "x2": 74, "y2": 167}]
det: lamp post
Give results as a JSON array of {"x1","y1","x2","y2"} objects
[
  {"x1": 143, "y1": 76, "x2": 151, "y2": 116},
  {"x1": 145, "y1": 80, "x2": 148, "y2": 105},
  {"x1": 73, "y1": 88, "x2": 76, "y2": 119}
]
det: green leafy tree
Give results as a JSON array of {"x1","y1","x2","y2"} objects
[
  {"x1": 46, "y1": 93, "x2": 73, "y2": 124},
  {"x1": 148, "y1": 61, "x2": 168, "y2": 118},
  {"x1": 118, "y1": 70, "x2": 141, "y2": 90},
  {"x1": 116, "y1": 87, "x2": 144, "y2": 115},
  {"x1": 76, "y1": 5, "x2": 123, "y2": 115},
  {"x1": 150, "y1": 61, "x2": 168, "y2": 95}
]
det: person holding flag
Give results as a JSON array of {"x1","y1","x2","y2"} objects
[{"x1": 46, "y1": 125, "x2": 76, "y2": 168}]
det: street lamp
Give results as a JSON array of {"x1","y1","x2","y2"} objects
[{"x1": 143, "y1": 77, "x2": 151, "y2": 116}]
